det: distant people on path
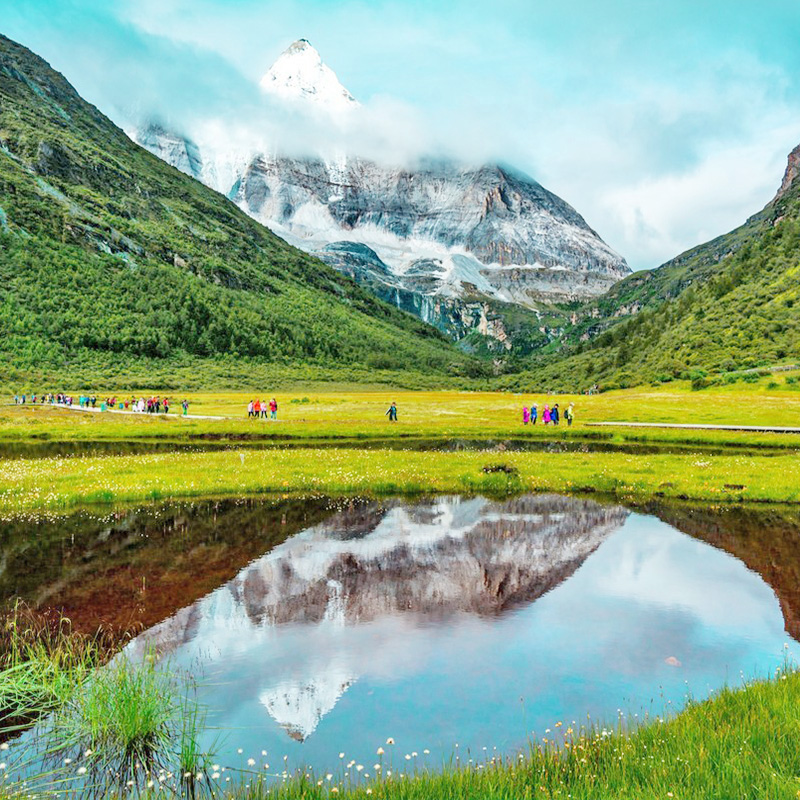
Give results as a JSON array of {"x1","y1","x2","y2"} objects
[
  {"x1": 386, "y1": 401, "x2": 398, "y2": 422},
  {"x1": 32, "y1": 392, "x2": 182, "y2": 416},
  {"x1": 245, "y1": 397, "x2": 279, "y2": 420},
  {"x1": 182, "y1": 399, "x2": 189, "y2": 416},
  {"x1": 525, "y1": 401, "x2": 574, "y2": 427}
]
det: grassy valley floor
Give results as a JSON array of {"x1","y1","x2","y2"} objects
[{"x1": 2, "y1": 380, "x2": 800, "y2": 511}]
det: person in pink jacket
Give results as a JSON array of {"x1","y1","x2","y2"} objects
[
  {"x1": 522, "y1": 406, "x2": 530, "y2": 425},
  {"x1": 543, "y1": 404, "x2": 551, "y2": 425}
]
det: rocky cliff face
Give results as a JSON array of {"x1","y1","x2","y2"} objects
[
  {"x1": 233, "y1": 155, "x2": 628, "y2": 305},
  {"x1": 775, "y1": 143, "x2": 800, "y2": 202},
  {"x1": 135, "y1": 123, "x2": 203, "y2": 181},
  {"x1": 133, "y1": 39, "x2": 629, "y2": 349},
  {"x1": 130, "y1": 495, "x2": 628, "y2": 740}
]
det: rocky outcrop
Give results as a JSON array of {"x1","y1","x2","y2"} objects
[
  {"x1": 233, "y1": 155, "x2": 629, "y2": 306},
  {"x1": 136, "y1": 123, "x2": 203, "y2": 181},
  {"x1": 775, "y1": 143, "x2": 800, "y2": 203}
]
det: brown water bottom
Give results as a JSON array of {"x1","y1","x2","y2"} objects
[{"x1": 2, "y1": 494, "x2": 799, "y2": 643}]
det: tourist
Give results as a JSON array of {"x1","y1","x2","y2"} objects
[
  {"x1": 182, "y1": 399, "x2": 189, "y2": 416},
  {"x1": 522, "y1": 406, "x2": 530, "y2": 425},
  {"x1": 531, "y1": 403, "x2": 538, "y2": 425},
  {"x1": 543, "y1": 404, "x2": 551, "y2": 425},
  {"x1": 552, "y1": 403, "x2": 560, "y2": 426},
  {"x1": 270, "y1": 398, "x2": 278, "y2": 420},
  {"x1": 261, "y1": 400, "x2": 268, "y2": 419},
  {"x1": 247, "y1": 400, "x2": 254, "y2": 418},
  {"x1": 386, "y1": 401, "x2": 398, "y2": 422},
  {"x1": 164, "y1": 398, "x2": 170, "y2": 414},
  {"x1": 565, "y1": 403, "x2": 575, "y2": 426}
]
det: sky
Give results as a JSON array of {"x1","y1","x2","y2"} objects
[{"x1": 2, "y1": 0, "x2": 800, "y2": 269}]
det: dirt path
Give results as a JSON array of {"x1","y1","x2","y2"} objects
[{"x1": 587, "y1": 421, "x2": 800, "y2": 434}]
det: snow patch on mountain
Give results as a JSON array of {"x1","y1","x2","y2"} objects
[
  {"x1": 259, "y1": 39, "x2": 359, "y2": 114},
  {"x1": 132, "y1": 37, "x2": 630, "y2": 343}
]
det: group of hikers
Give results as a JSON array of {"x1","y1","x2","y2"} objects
[
  {"x1": 12, "y1": 392, "x2": 190, "y2": 415},
  {"x1": 126, "y1": 397, "x2": 187, "y2": 414},
  {"x1": 247, "y1": 398, "x2": 279, "y2": 420},
  {"x1": 522, "y1": 402, "x2": 575, "y2": 426},
  {"x1": 13, "y1": 392, "x2": 576, "y2": 427},
  {"x1": 13, "y1": 393, "x2": 75, "y2": 406}
]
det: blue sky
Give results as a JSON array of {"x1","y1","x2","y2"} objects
[{"x1": 2, "y1": 0, "x2": 800, "y2": 268}]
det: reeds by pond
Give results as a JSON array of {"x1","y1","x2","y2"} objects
[{"x1": 0, "y1": 606, "x2": 210, "y2": 797}]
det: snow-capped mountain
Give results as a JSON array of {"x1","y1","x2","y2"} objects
[
  {"x1": 259, "y1": 38, "x2": 359, "y2": 113},
  {"x1": 135, "y1": 39, "x2": 630, "y2": 346},
  {"x1": 128, "y1": 495, "x2": 628, "y2": 742}
]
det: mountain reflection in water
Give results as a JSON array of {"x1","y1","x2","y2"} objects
[
  {"x1": 131, "y1": 495, "x2": 627, "y2": 741},
  {"x1": 3, "y1": 493, "x2": 799, "y2": 773}
]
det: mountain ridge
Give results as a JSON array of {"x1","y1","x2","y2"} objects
[
  {"x1": 510, "y1": 141, "x2": 800, "y2": 390},
  {"x1": 0, "y1": 33, "x2": 483, "y2": 389},
  {"x1": 134, "y1": 38, "x2": 629, "y2": 353}
]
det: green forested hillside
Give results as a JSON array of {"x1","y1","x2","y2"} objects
[
  {"x1": 0, "y1": 34, "x2": 484, "y2": 389},
  {"x1": 508, "y1": 145, "x2": 800, "y2": 391}
]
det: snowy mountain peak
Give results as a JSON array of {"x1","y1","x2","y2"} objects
[{"x1": 259, "y1": 38, "x2": 360, "y2": 113}]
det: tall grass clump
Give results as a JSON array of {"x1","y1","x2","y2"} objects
[
  {"x1": 0, "y1": 605, "x2": 102, "y2": 727},
  {"x1": 32, "y1": 654, "x2": 211, "y2": 796},
  {"x1": 0, "y1": 607, "x2": 212, "y2": 797}
]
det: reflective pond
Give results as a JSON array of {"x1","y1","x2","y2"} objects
[{"x1": 3, "y1": 494, "x2": 798, "y2": 777}]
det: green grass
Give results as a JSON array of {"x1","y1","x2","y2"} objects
[
  {"x1": 3, "y1": 385, "x2": 800, "y2": 514},
  {"x1": 5, "y1": 380, "x2": 800, "y2": 447},
  {"x1": 43, "y1": 656, "x2": 209, "y2": 795},
  {"x1": 0, "y1": 608, "x2": 208, "y2": 797},
  {"x1": 2, "y1": 445, "x2": 800, "y2": 512},
  {"x1": 0, "y1": 606, "x2": 104, "y2": 726},
  {"x1": 221, "y1": 668, "x2": 800, "y2": 800}
]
